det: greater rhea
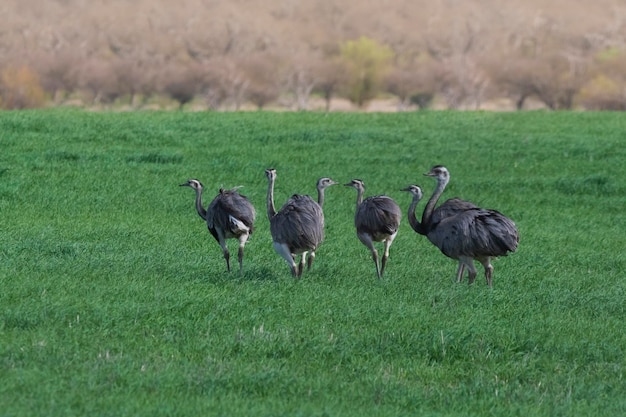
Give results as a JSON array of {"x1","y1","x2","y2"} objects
[
  {"x1": 180, "y1": 179, "x2": 256, "y2": 273},
  {"x1": 401, "y1": 166, "x2": 519, "y2": 287},
  {"x1": 265, "y1": 168, "x2": 337, "y2": 278},
  {"x1": 345, "y1": 179, "x2": 402, "y2": 278}
]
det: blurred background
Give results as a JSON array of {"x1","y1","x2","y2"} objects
[{"x1": 1, "y1": 0, "x2": 625, "y2": 111}]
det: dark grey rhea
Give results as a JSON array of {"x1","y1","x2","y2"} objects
[
  {"x1": 180, "y1": 179, "x2": 256, "y2": 273},
  {"x1": 401, "y1": 165, "x2": 519, "y2": 287},
  {"x1": 345, "y1": 179, "x2": 402, "y2": 279},
  {"x1": 265, "y1": 168, "x2": 337, "y2": 278}
]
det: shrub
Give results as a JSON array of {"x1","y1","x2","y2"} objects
[
  {"x1": 577, "y1": 74, "x2": 626, "y2": 110},
  {"x1": 0, "y1": 66, "x2": 46, "y2": 109},
  {"x1": 410, "y1": 92, "x2": 434, "y2": 110},
  {"x1": 339, "y1": 37, "x2": 394, "y2": 107}
]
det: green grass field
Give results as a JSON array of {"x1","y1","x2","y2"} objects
[{"x1": 1, "y1": 109, "x2": 625, "y2": 416}]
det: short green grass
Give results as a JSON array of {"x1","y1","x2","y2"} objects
[{"x1": 1, "y1": 109, "x2": 625, "y2": 416}]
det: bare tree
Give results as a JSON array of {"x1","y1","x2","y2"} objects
[
  {"x1": 33, "y1": 50, "x2": 80, "y2": 104},
  {"x1": 77, "y1": 59, "x2": 124, "y2": 106},
  {"x1": 113, "y1": 58, "x2": 157, "y2": 108},
  {"x1": 240, "y1": 53, "x2": 282, "y2": 110},
  {"x1": 385, "y1": 68, "x2": 417, "y2": 111},
  {"x1": 530, "y1": 55, "x2": 586, "y2": 110},
  {"x1": 486, "y1": 13, "x2": 593, "y2": 110},
  {"x1": 201, "y1": 60, "x2": 227, "y2": 110},
  {"x1": 312, "y1": 58, "x2": 347, "y2": 111},
  {"x1": 425, "y1": 14, "x2": 492, "y2": 109},
  {"x1": 484, "y1": 54, "x2": 537, "y2": 110},
  {"x1": 385, "y1": 56, "x2": 440, "y2": 110},
  {"x1": 160, "y1": 63, "x2": 204, "y2": 109},
  {"x1": 209, "y1": 57, "x2": 250, "y2": 111},
  {"x1": 0, "y1": 0, "x2": 623, "y2": 111},
  {"x1": 284, "y1": 52, "x2": 319, "y2": 111}
]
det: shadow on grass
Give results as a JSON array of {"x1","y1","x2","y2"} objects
[
  {"x1": 126, "y1": 152, "x2": 183, "y2": 164},
  {"x1": 237, "y1": 266, "x2": 281, "y2": 282},
  {"x1": 186, "y1": 265, "x2": 281, "y2": 284},
  {"x1": 231, "y1": 265, "x2": 340, "y2": 283}
]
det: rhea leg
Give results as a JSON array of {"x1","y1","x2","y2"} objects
[
  {"x1": 455, "y1": 262, "x2": 466, "y2": 282},
  {"x1": 216, "y1": 231, "x2": 231, "y2": 272},
  {"x1": 458, "y1": 256, "x2": 477, "y2": 284},
  {"x1": 457, "y1": 256, "x2": 476, "y2": 284},
  {"x1": 380, "y1": 232, "x2": 397, "y2": 278},
  {"x1": 273, "y1": 242, "x2": 298, "y2": 277},
  {"x1": 237, "y1": 233, "x2": 249, "y2": 274},
  {"x1": 297, "y1": 252, "x2": 308, "y2": 278},
  {"x1": 358, "y1": 232, "x2": 380, "y2": 278},
  {"x1": 478, "y1": 257, "x2": 494, "y2": 287},
  {"x1": 307, "y1": 251, "x2": 316, "y2": 270},
  {"x1": 371, "y1": 249, "x2": 381, "y2": 279}
]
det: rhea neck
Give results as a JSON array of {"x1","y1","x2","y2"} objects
[
  {"x1": 353, "y1": 185, "x2": 364, "y2": 212},
  {"x1": 266, "y1": 174, "x2": 277, "y2": 220},
  {"x1": 317, "y1": 186, "x2": 327, "y2": 207},
  {"x1": 407, "y1": 192, "x2": 425, "y2": 234},
  {"x1": 192, "y1": 185, "x2": 207, "y2": 220},
  {"x1": 421, "y1": 174, "x2": 449, "y2": 233}
]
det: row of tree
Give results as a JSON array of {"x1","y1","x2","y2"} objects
[{"x1": 1, "y1": 0, "x2": 626, "y2": 111}]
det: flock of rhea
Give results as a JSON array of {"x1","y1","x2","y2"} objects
[{"x1": 180, "y1": 165, "x2": 519, "y2": 287}]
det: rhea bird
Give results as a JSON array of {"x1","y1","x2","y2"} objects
[
  {"x1": 401, "y1": 165, "x2": 519, "y2": 287},
  {"x1": 179, "y1": 179, "x2": 256, "y2": 273},
  {"x1": 265, "y1": 168, "x2": 337, "y2": 278},
  {"x1": 345, "y1": 179, "x2": 402, "y2": 279}
]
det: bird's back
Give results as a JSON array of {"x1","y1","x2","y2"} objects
[
  {"x1": 270, "y1": 194, "x2": 324, "y2": 252},
  {"x1": 356, "y1": 196, "x2": 401, "y2": 239},
  {"x1": 207, "y1": 189, "x2": 256, "y2": 237},
  {"x1": 429, "y1": 198, "x2": 479, "y2": 230},
  {"x1": 429, "y1": 207, "x2": 518, "y2": 258}
]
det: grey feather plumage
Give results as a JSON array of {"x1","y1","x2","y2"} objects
[
  {"x1": 180, "y1": 179, "x2": 256, "y2": 273},
  {"x1": 265, "y1": 169, "x2": 337, "y2": 278},
  {"x1": 402, "y1": 166, "x2": 518, "y2": 287},
  {"x1": 207, "y1": 188, "x2": 256, "y2": 238},
  {"x1": 269, "y1": 194, "x2": 324, "y2": 253},
  {"x1": 426, "y1": 198, "x2": 479, "y2": 233},
  {"x1": 430, "y1": 207, "x2": 518, "y2": 259},
  {"x1": 346, "y1": 179, "x2": 401, "y2": 279},
  {"x1": 355, "y1": 196, "x2": 401, "y2": 240}
]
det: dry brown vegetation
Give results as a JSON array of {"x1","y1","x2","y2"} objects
[{"x1": 1, "y1": 0, "x2": 625, "y2": 110}]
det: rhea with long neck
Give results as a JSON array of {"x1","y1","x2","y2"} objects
[
  {"x1": 265, "y1": 168, "x2": 278, "y2": 220},
  {"x1": 184, "y1": 179, "x2": 208, "y2": 220},
  {"x1": 401, "y1": 185, "x2": 424, "y2": 234},
  {"x1": 344, "y1": 178, "x2": 402, "y2": 279},
  {"x1": 180, "y1": 178, "x2": 257, "y2": 274},
  {"x1": 402, "y1": 166, "x2": 519, "y2": 287},
  {"x1": 400, "y1": 166, "x2": 448, "y2": 236},
  {"x1": 316, "y1": 177, "x2": 338, "y2": 207},
  {"x1": 350, "y1": 179, "x2": 365, "y2": 210},
  {"x1": 265, "y1": 167, "x2": 301, "y2": 277},
  {"x1": 264, "y1": 169, "x2": 335, "y2": 278},
  {"x1": 418, "y1": 165, "x2": 450, "y2": 235},
  {"x1": 265, "y1": 170, "x2": 335, "y2": 219}
]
